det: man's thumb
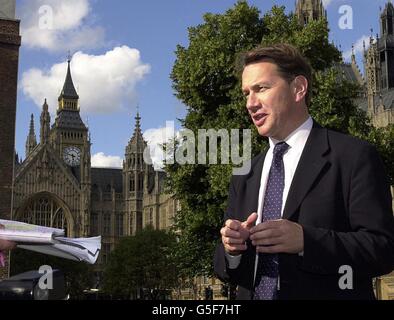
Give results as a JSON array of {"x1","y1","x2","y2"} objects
[{"x1": 242, "y1": 212, "x2": 258, "y2": 229}]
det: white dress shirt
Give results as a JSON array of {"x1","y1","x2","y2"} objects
[{"x1": 226, "y1": 116, "x2": 313, "y2": 285}]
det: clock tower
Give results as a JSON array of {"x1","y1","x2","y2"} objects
[
  {"x1": 49, "y1": 58, "x2": 91, "y2": 235},
  {"x1": 50, "y1": 58, "x2": 89, "y2": 168}
]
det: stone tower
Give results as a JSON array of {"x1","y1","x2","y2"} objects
[
  {"x1": 40, "y1": 99, "x2": 50, "y2": 144},
  {"x1": 123, "y1": 112, "x2": 147, "y2": 235},
  {"x1": 49, "y1": 58, "x2": 91, "y2": 236},
  {"x1": 364, "y1": 36, "x2": 381, "y2": 115},
  {"x1": 0, "y1": 0, "x2": 21, "y2": 279},
  {"x1": 295, "y1": 0, "x2": 326, "y2": 25},
  {"x1": 25, "y1": 114, "x2": 37, "y2": 157},
  {"x1": 12, "y1": 59, "x2": 92, "y2": 238},
  {"x1": 350, "y1": 46, "x2": 365, "y2": 86},
  {"x1": 379, "y1": 2, "x2": 394, "y2": 91},
  {"x1": 364, "y1": 2, "x2": 394, "y2": 118}
]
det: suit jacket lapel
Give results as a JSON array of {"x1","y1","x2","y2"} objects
[
  {"x1": 244, "y1": 152, "x2": 266, "y2": 221},
  {"x1": 282, "y1": 123, "x2": 330, "y2": 221}
]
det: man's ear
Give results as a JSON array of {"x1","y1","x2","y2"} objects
[{"x1": 293, "y1": 76, "x2": 308, "y2": 103}]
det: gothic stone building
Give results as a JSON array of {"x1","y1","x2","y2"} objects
[
  {"x1": 361, "y1": 1, "x2": 394, "y2": 127},
  {"x1": 13, "y1": 60, "x2": 178, "y2": 272},
  {"x1": 297, "y1": 0, "x2": 394, "y2": 128}
]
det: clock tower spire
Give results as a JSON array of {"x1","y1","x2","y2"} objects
[
  {"x1": 49, "y1": 56, "x2": 91, "y2": 236},
  {"x1": 58, "y1": 56, "x2": 79, "y2": 112},
  {"x1": 50, "y1": 56, "x2": 88, "y2": 156},
  {"x1": 50, "y1": 56, "x2": 90, "y2": 173}
]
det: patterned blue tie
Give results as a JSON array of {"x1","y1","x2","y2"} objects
[{"x1": 253, "y1": 142, "x2": 289, "y2": 300}]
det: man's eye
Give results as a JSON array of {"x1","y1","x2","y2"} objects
[{"x1": 259, "y1": 86, "x2": 268, "y2": 92}]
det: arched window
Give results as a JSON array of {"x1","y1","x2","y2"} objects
[
  {"x1": 103, "y1": 213, "x2": 111, "y2": 236},
  {"x1": 149, "y1": 207, "x2": 153, "y2": 227},
  {"x1": 21, "y1": 195, "x2": 68, "y2": 236},
  {"x1": 92, "y1": 184, "x2": 100, "y2": 201},
  {"x1": 138, "y1": 174, "x2": 144, "y2": 191},
  {"x1": 91, "y1": 212, "x2": 99, "y2": 236},
  {"x1": 116, "y1": 214, "x2": 123, "y2": 236}
]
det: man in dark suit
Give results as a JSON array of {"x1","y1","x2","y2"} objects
[{"x1": 214, "y1": 43, "x2": 394, "y2": 300}]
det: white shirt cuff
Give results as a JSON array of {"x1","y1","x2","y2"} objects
[{"x1": 225, "y1": 252, "x2": 242, "y2": 269}]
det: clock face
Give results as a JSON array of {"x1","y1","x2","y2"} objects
[{"x1": 63, "y1": 146, "x2": 81, "y2": 166}]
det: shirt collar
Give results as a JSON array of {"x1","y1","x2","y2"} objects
[{"x1": 268, "y1": 116, "x2": 313, "y2": 150}]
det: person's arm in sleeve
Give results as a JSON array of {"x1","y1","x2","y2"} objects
[{"x1": 214, "y1": 176, "x2": 257, "y2": 286}]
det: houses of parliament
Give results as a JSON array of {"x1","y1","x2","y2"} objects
[
  {"x1": 14, "y1": 58, "x2": 178, "y2": 267},
  {"x1": 1, "y1": 0, "x2": 394, "y2": 299}
]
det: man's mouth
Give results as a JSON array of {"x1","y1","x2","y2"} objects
[{"x1": 253, "y1": 113, "x2": 267, "y2": 126}]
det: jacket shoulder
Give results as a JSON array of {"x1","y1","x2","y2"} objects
[{"x1": 325, "y1": 128, "x2": 376, "y2": 154}]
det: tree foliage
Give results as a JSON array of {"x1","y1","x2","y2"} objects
[
  {"x1": 102, "y1": 226, "x2": 179, "y2": 299},
  {"x1": 168, "y1": 0, "x2": 265, "y2": 279},
  {"x1": 365, "y1": 124, "x2": 394, "y2": 185},
  {"x1": 167, "y1": 1, "x2": 393, "y2": 279}
]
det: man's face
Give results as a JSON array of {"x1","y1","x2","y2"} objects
[{"x1": 242, "y1": 61, "x2": 297, "y2": 141}]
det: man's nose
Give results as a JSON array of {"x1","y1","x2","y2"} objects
[{"x1": 246, "y1": 92, "x2": 260, "y2": 112}]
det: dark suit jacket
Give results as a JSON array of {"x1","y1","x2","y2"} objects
[{"x1": 214, "y1": 122, "x2": 394, "y2": 300}]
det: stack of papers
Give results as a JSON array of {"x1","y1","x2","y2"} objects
[{"x1": 0, "y1": 219, "x2": 101, "y2": 264}]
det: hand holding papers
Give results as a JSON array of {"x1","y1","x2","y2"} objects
[{"x1": 0, "y1": 219, "x2": 101, "y2": 264}]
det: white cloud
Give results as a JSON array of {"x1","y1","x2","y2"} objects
[
  {"x1": 21, "y1": 46, "x2": 151, "y2": 114},
  {"x1": 91, "y1": 125, "x2": 181, "y2": 170},
  {"x1": 91, "y1": 152, "x2": 123, "y2": 168},
  {"x1": 143, "y1": 125, "x2": 181, "y2": 171},
  {"x1": 322, "y1": 0, "x2": 333, "y2": 7},
  {"x1": 19, "y1": 0, "x2": 105, "y2": 51},
  {"x1": 343, "y1": 35, "x2": 370, "y2": 61}
]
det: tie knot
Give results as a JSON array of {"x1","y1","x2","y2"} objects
[{"x1": 273, "y1": 142, "x2": 289, "y2": 158}]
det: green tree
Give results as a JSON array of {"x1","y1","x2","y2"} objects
[
  {"x1": 365, "y1": 124, "x2": 394, "y2": 185},
  {"x1": 168, "y1": 0, "x2": 265, "y2": 280},
  {"x1": 167, "y1": 1, "x2": 393, "y2": 279},
  {"x1": 102, "y1": 226, "x2": 179, "y2": 299},
  {"x1": 10, "y1": 249, "x2": 93, "y2": 299},
  {"x1": 310, "y1": 68, "x2": 371, "y2": 136}
]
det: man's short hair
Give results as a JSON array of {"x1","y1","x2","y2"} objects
[{"x1": 237, "y1": 43, "x2": 313, "y2": 106}]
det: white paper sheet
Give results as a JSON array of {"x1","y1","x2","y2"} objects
[{"x1": 0, "y1": 219, "x2": 101, "y2": 264}]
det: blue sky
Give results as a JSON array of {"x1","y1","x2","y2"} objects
[{"x1": 14, "y1": 0, "x2": 389, "y2": 168}]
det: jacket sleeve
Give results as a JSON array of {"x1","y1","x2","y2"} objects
[
  {"x1": 213, "y1": 175, "x2": 256, "y2": 291},
  {"x1": 301, "y1": 144, "x2": 394, "y2": 278},
  {"x1": 213, "y1": 175, "x2": 239, "y2": 282}
]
